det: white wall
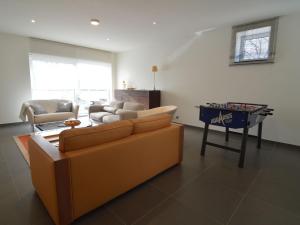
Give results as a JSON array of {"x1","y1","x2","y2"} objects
[
  {"x1": 0, "y1": 34, "x2": 115, "y2": 124},
  {"x1": 116, "y1": 12, "x2": 300, "y2": 146},
  {"x1": 0, "y1": 33, "x2": 31, "y2": 124}
]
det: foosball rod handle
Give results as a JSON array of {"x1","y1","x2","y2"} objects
[
  {"x1": 259, "y1": 113, "x2": 268, "y2": 116},
  {"x1": 259, "y1": 113, "x2": 273, "y2": 116}
]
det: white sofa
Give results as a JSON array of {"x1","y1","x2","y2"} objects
[
  {"x1": 102, "y1": 105, "x2": 178, "y2": 123},
  {"x1": 21, "y1": 99, "x2": 79, "y2": 126},
  {"x1": 89, "y1": 101, "x2": 144, "y2": 123}
]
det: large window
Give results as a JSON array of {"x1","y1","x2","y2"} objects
[
  {"x1": 230, "y1": 18, "x2": 278, "y2": 65},
  {"x1": 29, "y1": 54, "x2": 112, "y2": 115}
]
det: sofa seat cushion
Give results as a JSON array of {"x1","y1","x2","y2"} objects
[
  {"x1": 131, "y1": 114, "x2": 172, "y2": 134},
  {"x1": 102, "y1": 115, "x2": 121, "y2": 124},
  {"x1": 59, "y1": 120, "x2": 133, "y2": 152},
  {"x1": 34, "y1": 112, "x2": 75, "y2": 124},
  {"x1": 90, "y1": 112, "x2": 113, "y2": 122}
]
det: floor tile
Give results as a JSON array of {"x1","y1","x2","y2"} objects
[
  {"x1": 229, "y1": 196, "x2": 300, "y2": 225},
  {"x1": 107, "y1": 183, "x2": 168, "y2": 225},
  {"x1": 195, "y1": 163, "x2": 259, "y2": 194},
  {"x1": 13, "y1": 171, "x2": 35, "y2": 198},
  {"x1": 16, "y1": 192, "x2": 53, "y2": 225},
  {"x1": 73, "y1": 207, "x2": 123, "y2": 225},
  {"x1": 174, "y1": 176, "x2": 243, "y2": 224},
  {"x1": 181, "y1": 145, "x2": 216, "y2": 171},
  {"x1": 134, "y1": 198, "x2": 220, "y2": 225},
  {"x1": 248, "y1": 167, "x2": 300, "y2": 215},
  {"x1": 149, "y1": 164, "x2": 200, "y2": 195}
]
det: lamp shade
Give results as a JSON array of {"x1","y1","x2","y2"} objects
[{"x1": 152, "y1": 65, "x2": 158, "y2": 72}]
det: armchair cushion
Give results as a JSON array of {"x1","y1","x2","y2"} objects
[
  {"x1": 103, "y1": 106, "x2": 118, "y2": 114},
  {"x1": 30, "y1": 104, "x2": 48, "y2": 115},
  {"x1": 102, "y1": 110, "x2": 138, "y2": 123},
  {"x1": 56, "y1": 102, "x2": 72, "y2": 112},
  {"x1": 90, "y1": 112, "x2": 112, "y2": 122}
]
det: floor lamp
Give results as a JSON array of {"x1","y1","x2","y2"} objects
[{"x1": 152, "y1": 65, "x2": 158, "y2": 90}]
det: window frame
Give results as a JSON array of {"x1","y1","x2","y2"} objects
[
  {"x1": 29, "y1": 53, "x2": 113, "y2": 116},
  {"x1": 229, "y1": 17, "x2": 279, "y2": 66}
]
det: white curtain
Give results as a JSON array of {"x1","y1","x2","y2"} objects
[{"x1": 29, "y1": 53, "x2": 112, "y2": 115}]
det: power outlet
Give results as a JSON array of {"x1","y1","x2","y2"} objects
[{"x1": 175, "y1": 116, "x2": 179, "y2": 119}]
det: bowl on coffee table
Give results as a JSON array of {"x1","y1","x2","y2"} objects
[{"x1": 64, "y1": 119, "x2": 81, "y2": 129}]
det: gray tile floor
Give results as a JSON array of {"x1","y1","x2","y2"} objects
[{"x1": 1, "y1": 123, "x2": 300, "y2": 225}]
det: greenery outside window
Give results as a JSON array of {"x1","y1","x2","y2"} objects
[{"x1": 230, "y1": 17, "x2": 279, "y2": 65}]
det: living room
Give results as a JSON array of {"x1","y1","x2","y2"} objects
[{"x1": 1, "y1": 1, "x2": 300, "y2": 225}]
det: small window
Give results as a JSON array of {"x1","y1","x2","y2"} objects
[{"x1": 230, "y1": 18, "x2": 278, "y2": 65}]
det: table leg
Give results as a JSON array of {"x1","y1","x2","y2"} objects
[
  {"x1": 225, "y1": 127, "x2": 229, "y2": 142},
  {"x1": 201, "y1": 123, "x2": 209, "y2": 156},
  {"x1": 239, "y1": 127, "x2": 249, "y2": 168},
  {"x1": 257, "y1": 122, "x2": 263, "y2": 149}
]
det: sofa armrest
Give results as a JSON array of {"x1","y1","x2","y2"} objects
[
  {"x1": 26, "y1": 106, "x2": 35, "y2": 124},
  {"x1": 28, "y1": 135, "x2": 72, "y2": 225},
  {"x1": 72, "y1": 104, "x2": 80, "y2": 119},
  {"x1": 88, "y1": 105, "x2": 104, "y2": 116}
]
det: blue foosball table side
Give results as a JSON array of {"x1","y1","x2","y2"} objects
[{"x1": 198, "y1": 102, "x2": 273, "y2": 168}]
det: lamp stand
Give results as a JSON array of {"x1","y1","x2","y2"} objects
[{"x1": 153, "y1": 72, "x2": 156, "y2": 90}]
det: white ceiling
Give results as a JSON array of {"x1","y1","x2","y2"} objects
[{"x1": 0, "y1": 0, "x2": 300, "y2": 52}]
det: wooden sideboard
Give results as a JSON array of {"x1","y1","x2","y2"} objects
[{"x1": 114, "y1": 89, "x2": 161, "y2": 109}]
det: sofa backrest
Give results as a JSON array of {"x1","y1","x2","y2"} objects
[
  {"x1": 26, "y1": 99, "x2": 72, "y2": 113},
  {"x1": 137, "y1": 105, "x2": 177, "y2": 118},
  {"x1": 130, "y1": 114, "x2": 172, "y2": 134},
  {"x1": 58, "y1": 114, "x2": 172, "y2": 152},
  {"x1": 110, "y1": 101, "x2": 124, "y2": 109},
  {"x1": 59, "y1": 120, "x2": 133, "y2": 152},
  {"x1": 123, "y1": 102, "x2": 144, "y2": 111}
]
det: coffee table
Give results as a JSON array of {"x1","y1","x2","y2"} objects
[{"x1": 34, "y1": 117, "x2": 99, "y2": 147}]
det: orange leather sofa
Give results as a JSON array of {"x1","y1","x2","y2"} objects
[{"x1": 28, "y1": 114, "x2": 184, "y2": 225}]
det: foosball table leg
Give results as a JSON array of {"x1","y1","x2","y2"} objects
[
  {"x1": 225, "y1": 127, "x2": 229, "y2": 142},
  {"x1": 201, "y1": 123, "x2": 209, "y2": 156},
  {"x1": 257, "y1": 122, "x2": 263, "y2": 149},
  {"x1": 239, "y1": 127, "x2": 249, "y2": 168}
]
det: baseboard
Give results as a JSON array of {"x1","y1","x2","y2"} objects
[{"x1": 0, "y1": 121, "x2": 30, "y2": 127}]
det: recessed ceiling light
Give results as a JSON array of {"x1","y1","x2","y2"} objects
[
  {"x1": 90, "y1": 19, "x2": 100, "y2": 26},
  {"x1": 152, "y1": 21, "x2": 157, "y2": 25},
  {"x1": 31, "y1": 19, "x2": 36, "y2": 23},
  {"x1": 106, "y1": 38, "x2": 110, "y2": 41}
]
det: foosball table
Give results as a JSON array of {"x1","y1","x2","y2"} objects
[{"x1": 198, "y1": 102, "x2": 274, "y2": 168}]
